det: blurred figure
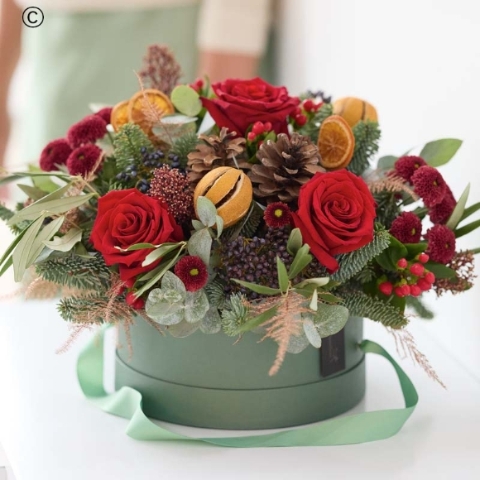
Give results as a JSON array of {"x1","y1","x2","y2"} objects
[{"x1": 0, "y1": 0, "x2": 273, "y2": 179}]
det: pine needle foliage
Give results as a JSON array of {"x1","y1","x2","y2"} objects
[
  {"x1": 221, "y1": 293, "x2": 250, "y2": 336},
  {"x1": 0, "y1": 203, "x2": 14, "y2": 222},
  {"x1": 406, "y1": 297, "x2": 435, "y2": 320},
  {"x1": 298, "y1": 103, "x2": 334, "y2": 141},
  {"x1": 113, "y1": 124, "x2": 153, "y2": 171},
  {"x1": 341, "y1": 291, "x2": 409, "y2": 328},
  {"x1": 347, "y1": 121, "x2": 381, "y2": 176},
  {"x1": 373, "y1": 191, "x2": 401, "y2": 229},
  {"x1": 332, "y1": 227, "x2": 391, "y2": 283},
  {"x1": 222, "y1": 202, "x2": 264, "y2": 241},
  {"x1": 36, "y1": 254, "x2": 111, "y2": 290},
  {"x1": 58, "y1": 295, "x2": 108, "y2": 323},
  {"x1": 170, "y1": 131, "x2": 199, "y2": 168},
  {"x1": 205, "y1": 280, "x2": 227, "y2": 309}
]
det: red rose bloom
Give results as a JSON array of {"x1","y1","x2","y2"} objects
[
  {"x1": 291, "y1": 170, "x2": 376, "y2": 272},
  {"x1": 201, "y1": 78, "x2": 300, "y2": 137},
  {"x1": 90, "y1": 189, "x2": 184, "y2": 282}
]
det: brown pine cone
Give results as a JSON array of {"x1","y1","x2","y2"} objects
[
  {"x1": 249, "y1": 133, "x2": 325, "y2": 203},
  {"x1": 187, "y1": 127, "x2": 249, "y2": 185}
]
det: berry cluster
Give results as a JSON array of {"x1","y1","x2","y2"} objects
[
  {"x1": 247, "y1": 121, "x2": 273, "y2": 143},
  {"x1": 289, "y1": 106, "x2": 307, "y2": 127},
  {"x1": 190, "y1": 78, "x2": 205, "y2": 94},
  {"x1": 378, "y1": 253, "x2": 436, "y2": 298}
]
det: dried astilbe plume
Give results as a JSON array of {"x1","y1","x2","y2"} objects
[
  {"x1": 139, "y1": 44, "x2": 182, "y2": 96},
  {"x1": 368, "y1": 174, "x2": 419, "y2": 200},
  {"x1": 387, "y1": 327, "x2": 446, "y2": 388},
  {"x1": 434, "y1": 250, "x2": 476, "y2": 296},
  {"x1": 252, "y1": 292, "x2": 310, "y2": 376}
]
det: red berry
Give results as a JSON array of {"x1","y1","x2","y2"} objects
[
  {"x1": 126, "y1": 292, "x2": 145, "y2": 310},
  {"x1": 402, "y1": 284, "x2": 411, "y2": 296},
  {"x1": 410, "y1": 285, "x2": 422, "y2": 297},
  {"x1": 417, "y1": 278, "x2": 432, "y2": 292},
  {"x1": 295, "y1": 114, "x2": 307, "y2": 126},
  {"x1": 379, "y1": 281, "x2": 393, "y2": 296},
  {"x1": 424, "y1": 271, "x2": 436, "y2": 284},
  {"x1": 303, "y1": 99, "x2": 315, "y2": 112},
  {"x1": 264, "y1": 121, "x2": 272, "y2": 131},
  {"x1": 247, "y1": 131, "x2": 257, "y2": 142},
  {"x1": 394, "y1": 286, "x2": 406, "y2": 297},
  {"x1": 418, "y1": 253, "x2": 429, "y2": 263},
  {"x1": 252, "y1": 121, "x2": 265, "y2": 135},
  {"x1": 410, "y1": 263, "x2": 425, "y2": 276},
  {"x1": 397, "y1": 258, "x2": 408, "y2": 269},
  {"x1": 293, "y1": 107, "x2": 302, "y2": 116},
  {"x1": 313, "y1": 101, "x2": 323, "y2": 111}
]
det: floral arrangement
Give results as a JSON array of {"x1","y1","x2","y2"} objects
[{"x1": 1, "y1": 45, "x2": 478, "y2": 377}]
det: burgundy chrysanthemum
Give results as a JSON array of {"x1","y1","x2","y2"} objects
[
  {"x1": 174, "y1": 256, "x2": 208, "y2": 292},
  {"x1": 39, "y1": 139, "x2": 72, "y2": 172},
  {"x1": 67, "y1": 114, "x2": 107, "y2": 148},
  {"x1": 411, "y1": 165, "x2": 447, "y2": 207},
  {"x1": 264, "y1": 202, "x2": 292, "y2": 228},
  {"x1": 389, "y1": 212, "x2": 423, "y2": 243},
  {"x1": 429, "y1": 186, "x2": 456, "y2": 224},
  {"x1": 394, "y1": 155, "x2": 427, "y2": 182},
  {"x1": 95, "y1": 107, "x2": 113, "y2": 125},
  {"x1": 425, "y1": 224, "x2": 456, "y2": 264},
  {"x1": 149, "y1": 165, "x2": 194, "y2": 223},
  {"x1": 66, "y1": 144, "x2": 103, "y2": 176}
]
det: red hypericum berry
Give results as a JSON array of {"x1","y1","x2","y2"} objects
[
  {"x1": 379, "y1": 281, "x2": 393, "y2": 296},
  {"x1": 293, "y1": 107, "x2": 302, "y2": 116},
  {"x1": 247, "y1": 131, "x2": 257, "y2": 142},
  {"x1": 417, "y1": 278, "x2": 432, "y2": 292},
  {"x1": 397, "y1": 258, "x2": 408, "y2": 269},
  {"x1": 424, "y1": 271, "x2": 436, "y2": 284},
  {"x1": 410, "y1": 263, "x2": 425, "y2": 276},
  {"x1": 295, "y1": 114, "x2": 307, "y2": 126},
  {"x1": 410, "y1": 285, "x2": 422, "y2": 297},
  {"x1": 252, "y1": 121, "x2": 265, "y2": 135},
  {"x1": 303, "y1": 99, "x2": 315, "y2": 112},
  {"x1": 402, "y1": 284, "x2": 411, "y2": 296},
  {"x1": 394, "y1": 286, "x2": 406, "y2": 297},
  {"x1": 418, "y1": 253, "x2": 429, "y2": 263},
  {"x1": 264, "y1": 121, "x2": 272, "y2": 131},
  {"x1": 125, "y1": 292, "x2": 145, "y2": 310},
  {"x1": 313, "y1": 101, "x2": 323, "y2": 111}
]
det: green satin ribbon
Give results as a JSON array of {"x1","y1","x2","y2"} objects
[{"x1": 77, "y1": 329, "x2": 418, "y2": 447}]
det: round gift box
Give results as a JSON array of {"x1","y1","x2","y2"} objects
[{"x1": 115, "y1": 316, "x2": 366, "y2": 430}]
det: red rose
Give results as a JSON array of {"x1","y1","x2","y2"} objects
[
  {"x1": 292, "y1": 171, "x2": 376, "y2": 273},
  {"x1": 90, "y1": 189, "x2": 183, "y2": 282},
  {"x1": 201, "y1": 78, "x2": 300, "y2": 137}
]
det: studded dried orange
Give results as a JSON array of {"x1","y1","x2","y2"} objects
[{"x1": 317, "y1": 115, "x2": 355, "y2": 170}]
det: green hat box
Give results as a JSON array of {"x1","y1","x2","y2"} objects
[{"x1": 115, "y1": 316, "x2": 366, "y2": 430}]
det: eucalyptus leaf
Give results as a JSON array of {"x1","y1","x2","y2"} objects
[
  {"x1": 276, "y1": 257, "x2": 289, "y2": 293},
  {"x1": 215, "y1": 215, "x2": 224, "y2": 237},
  {"x1": 196, "y1": 196, "x2": 217, "y2": 227},
  {"x1": 447, "y1": 183, "x2": 470, "y2": 230},
  {"x1": 168, "y1": 320, "x2": 200, "y2": 338},
  {"x1": 287, "y1": 228, "x2": 302, "y2": 255},
  {"x1": 192, "y1": 220, "x2": 204, "y2": 231},
  {"x1": 184, "y1": 290, "x2": 210, "y2": 323},
  {"x1": 232, "y1": 279, "x2": 281, "y2": 296},
  {"x1": 200, "y1": 308, "x2": 222, "y2": 334},
  {"x1": 310, "y1": 303, "x2": 349, "y2": 338},
  {"x1": 161, "y1": 271, "x2": 187, "y2": 296},
  {"x1": 286, "y1": 332, "x2": 310, "y2": 354},
  {"x1": 303, "y1": 318, "x2": 322, "y2": 348},
  {"x1": 187, "y1": 228, "x2": 212, "y2": 266},
  {"x1": 420, "y1": 138, "x2": 462, "y2": 167},
  {"x1": 171, "y1": 85, "x2": 202, "y2": 116},
  {"x1": 145, "y1": 288, "x2": 184, "y2": 325},
  {"x1": 43, "y1": 227, "x2": 82, "y2": 252},
  {"x1": 377, "y1": 155, "x2": 398, "y2": 171}
]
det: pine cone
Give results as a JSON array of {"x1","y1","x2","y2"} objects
[
  {"x1": 187, "y1": 127, "x2": 249, "y2": 185},
  {"x1": 249, "y1": 133, "x2": 325, "y2": 203}
]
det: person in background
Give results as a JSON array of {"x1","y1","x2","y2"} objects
[{"x1": 0, "y1": 0, "x2": 273, "y2": 187}]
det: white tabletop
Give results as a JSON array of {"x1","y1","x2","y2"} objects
[{"x1": 0, "y1": 300, "x2": 479, "y2": 480}]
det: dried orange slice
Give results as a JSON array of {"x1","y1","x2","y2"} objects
[
  {"x1": 317, "y1": 115, "x2": 355, "y2": 169},
  {"x1": 110, "y1": 100, "x2": 129, "y2": 132},
  {"x1": 127, "y1": 89, "x2": 175, "y2": 137}
]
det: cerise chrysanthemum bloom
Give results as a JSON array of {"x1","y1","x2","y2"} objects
[
  {"x1": 394, "y1": 155, "x2": 427, "y2": 182},
  {"x1": 66, "y1": 144, "x2": 103, "y2": 176},
  {"x1": 425, "y1": 224, "x2": 456, "y2": 264},
  {"x1": 429, "y1": 187, "x2": 456, "y2": 224},
  {"x1": 389, "y1": 212, "x2": 422, "y2": 243},
  {"x1": 67, "y1": 114, "x2": 107, "y2": 148},
  {"x1": 411, "y1": 165, "x2": 447, "y2": 207},
  {"x1": 174, "y1": 256, "x2": 208, "y2": 292},
  {"x1": 95, "y1": 107, "x2": 113, "y2": 125},
  {"x1": 264, "y1": 202, "x2": 292, "y2": 228},
  {"x1": 39, "y1": 139, "x2": 72, "y2": 172}
]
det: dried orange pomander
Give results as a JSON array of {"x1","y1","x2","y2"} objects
[
  {"x1": 333, "y1": 97, "x2": 378, "y2": 128},
  {"x1": 193, "y1": 166, "x2": 253, "y2": 228},
  {"x1": 317, "y1": 115, "x2": 355, "y2": 170}
]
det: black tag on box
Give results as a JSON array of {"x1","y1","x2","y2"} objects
[{"x1": 320, "y1": 328, "x2": 346, "y2": 377}]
